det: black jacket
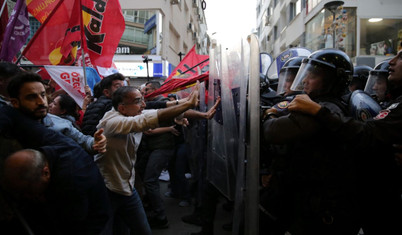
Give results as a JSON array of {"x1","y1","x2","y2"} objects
[{"x1": 81, "y1": 96, "x2": 112, "y2": 136}]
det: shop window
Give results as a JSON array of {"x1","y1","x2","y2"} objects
[
  {"x1": 305, "y1": 7, "x2": 356, "y2": 58},
  {"x1": 359, "y1": 19, "x2": 402, "y2": 56}
]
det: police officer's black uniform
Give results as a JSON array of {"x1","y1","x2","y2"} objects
[
  {"x1": 261, "y1": 49, "x2": 361, "y2": 235},
  {"x1": 314, "y1": 86, "x2": 402, "y2": 235}
]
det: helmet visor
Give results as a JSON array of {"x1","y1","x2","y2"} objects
[
  {"x1": 290, "y1": 62, "x2": 327, "y2": 97},
  {"x1": 364, "y1": 72, "x2": 388, "y2": 101},
  {"x1": 277, "y1": 68, "x2": 298, "y2": 96}
]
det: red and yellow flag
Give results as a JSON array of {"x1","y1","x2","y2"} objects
[{"x1": 22, "y1": 0, "x2": 125, "y2": 68}]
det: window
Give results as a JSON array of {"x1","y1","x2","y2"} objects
[
  {"x1": 360, "y1": 18, "x2": 402, "y2": 56},
  {"x1": 121, "y1": 25, "x2": 150, "y2": 45},
  {"x1": 28, "y1": 17, "x2": 41, "y2": 41},
  {"x1": 305, "y1": 8, "x2": 356, "y2": 58},
  {"x1": 274, "y1": 26, "x2": 278, "y2": 40},
  {"x1": 122, "y1": 10, "x2": 151, "y2": 24},
  {"x1": 267, "y1": 6, "x2": 272, "y2": 16},
  {"x1": 289, "y1": 3, "x2": 296, "y2": 22}
]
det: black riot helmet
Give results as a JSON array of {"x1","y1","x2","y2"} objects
[
  {"x1": 290, "y1": 48, "x2": 353, "y2": 98},
  {"x1": 260, "y1": 73, "x2": 270, "y2": 93},
  {"x1": 276, "y1": 56, "x2": 307, "y2": 96},
  {"x1": 349, "y1": 65, "x2": 372, "y2": 92},
  {"x1": 364, "y1": 59, "x2": 391, "y2": 102}
]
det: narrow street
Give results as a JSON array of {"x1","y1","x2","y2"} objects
[{"x1": 151, "y1": 180, "x2": 233, "y2": 235}]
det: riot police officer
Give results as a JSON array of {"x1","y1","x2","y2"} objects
[
  {"x1": 349, "y1": 65, "x2": 372, "y2": 92},
  {"x1": 276, "y1": 56, "x2": 307, "y2": 97},
  {"x1": 288, "y1": 49, "x2": 402, "y2": 235},
  {"x1": 262, "y1": 49, "x2": 360, "y2": 235},
  {"x1": 364, "y1": 59, "x2": 391, "y2": 108}
]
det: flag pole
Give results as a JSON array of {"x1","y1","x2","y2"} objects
[
  {"x1": 79, "y1": 0, "x2": 87, "y2": 86},
  {"x1": 0, "y1": 0, "x2": 7, "y2": 18},
  {"x1": 179, "y1": 58, "x2": 209, "y2": 74}
]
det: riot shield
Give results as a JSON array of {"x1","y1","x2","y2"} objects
[
  {"x1": 349, "y1": 90, "x2": 382, "y2": 121},
  {"x1": 207, "y1": 37, "x2": 252, "y2": 201},
  {"x1": 207, "y1": 35, "x2": 261, "y2": 235}
]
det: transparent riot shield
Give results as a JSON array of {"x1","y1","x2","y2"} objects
[
  {"x1": 206, "y1": 35, "x2": 260, "y2": 235},
  {"x1": 244, "y1": 34, "x2": 261, "y2": 235},
  {"x1": 207, "y1": 40, "x2": 244, "y2": 201}
]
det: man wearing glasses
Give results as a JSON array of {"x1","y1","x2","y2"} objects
[{"x1": 94, "y1": 84, "x2": 200, "y2": 235}]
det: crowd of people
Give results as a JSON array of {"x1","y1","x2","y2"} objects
[{"x1": 0, "y1": 47, "x2": 401, "y2": 235}]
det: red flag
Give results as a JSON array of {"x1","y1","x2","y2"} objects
[
  {"x1": 60, "y1": 0, "x2": 81, "y2": 58},
  {"x1": 145, "y1": 45, "x2": 209, "y2": 98},
  {"x1": 27, "y1": 0, "x2": 60, "y2": 23},
  {"x1": 165, "y1": 45, "x2": 209, "y2": 82},
  {"x1": 22, "y1": 0, "x2": 125, "y2": 68},
  {"x1": 81, "y1": 0, "x2": 125, "y2": 68},
  {"x1": 145, "y1": 72, "x2": 209, "y2": 98},
  {"x1": 22, "y1": 0, "x2": 79, "y2": 65}
]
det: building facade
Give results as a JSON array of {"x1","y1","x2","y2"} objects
[
  {"x1": 256, "y1": 0, "x2": 402, "y2": 67},
  {"x1": 116, "y1": 0, "x2": 208, "y2": 86}
]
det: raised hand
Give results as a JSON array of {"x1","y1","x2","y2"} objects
[{"x1": 205, "y1": 96, "x2": 221, "y2": 119}]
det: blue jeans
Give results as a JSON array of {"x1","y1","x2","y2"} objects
[
  {"x1": 143, "y1": 148, "x2": 175, "y2": 219},
  {"x1": 104, "y1": 188, "x2": 151, "y2": 235}
]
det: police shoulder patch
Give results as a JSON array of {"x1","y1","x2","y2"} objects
[
  {"x1": 277, "y1": 101, "x2": 289, "y2": 109},
  {"x1": 374, "y1": 109, "x2": 390, "y2": 120}
]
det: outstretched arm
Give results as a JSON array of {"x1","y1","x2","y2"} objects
[
  {"x1": 184, "y1": 96, "x2": 221, "y2": 120},
  {"x1": 157, "y1": 81, "x2": 200, "y2": 123}
]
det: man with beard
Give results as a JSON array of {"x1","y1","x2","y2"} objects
[{"x1": 6, "y1": 72, "x2": 106, "y2": 154}]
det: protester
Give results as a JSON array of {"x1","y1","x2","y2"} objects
[
  {"x1": 81, "y1": 73, "x2": 125, "y2": 136},
  {"x1": 0, "y1": 61, "x2": 22, "y2": 107},
  {"x1": 7, "y1": 72, "x2": 106, "y2": 154},
  {"x1": 94, "y1": 83, "x2": 200, "y2": 234},
  {"x1": 49, "y1": 93, "x2": 81, "y2": 129},
  {"x1": 0, "y1": 106, "x2": 112, "y2": 234}
]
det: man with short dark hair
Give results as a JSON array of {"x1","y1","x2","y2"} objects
[
  {"x1": 95, "y1": 84, "x2": 200, "y2": 234},
  {"x1": 7, "y1": 72, "x2": 106, "y2": 154},
  {"x1": 82, "y1": 73, "x2": 125, "y2": 136},
  {"x1": 0, "y1": 62, "x2": 22, "y2": 107}
]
